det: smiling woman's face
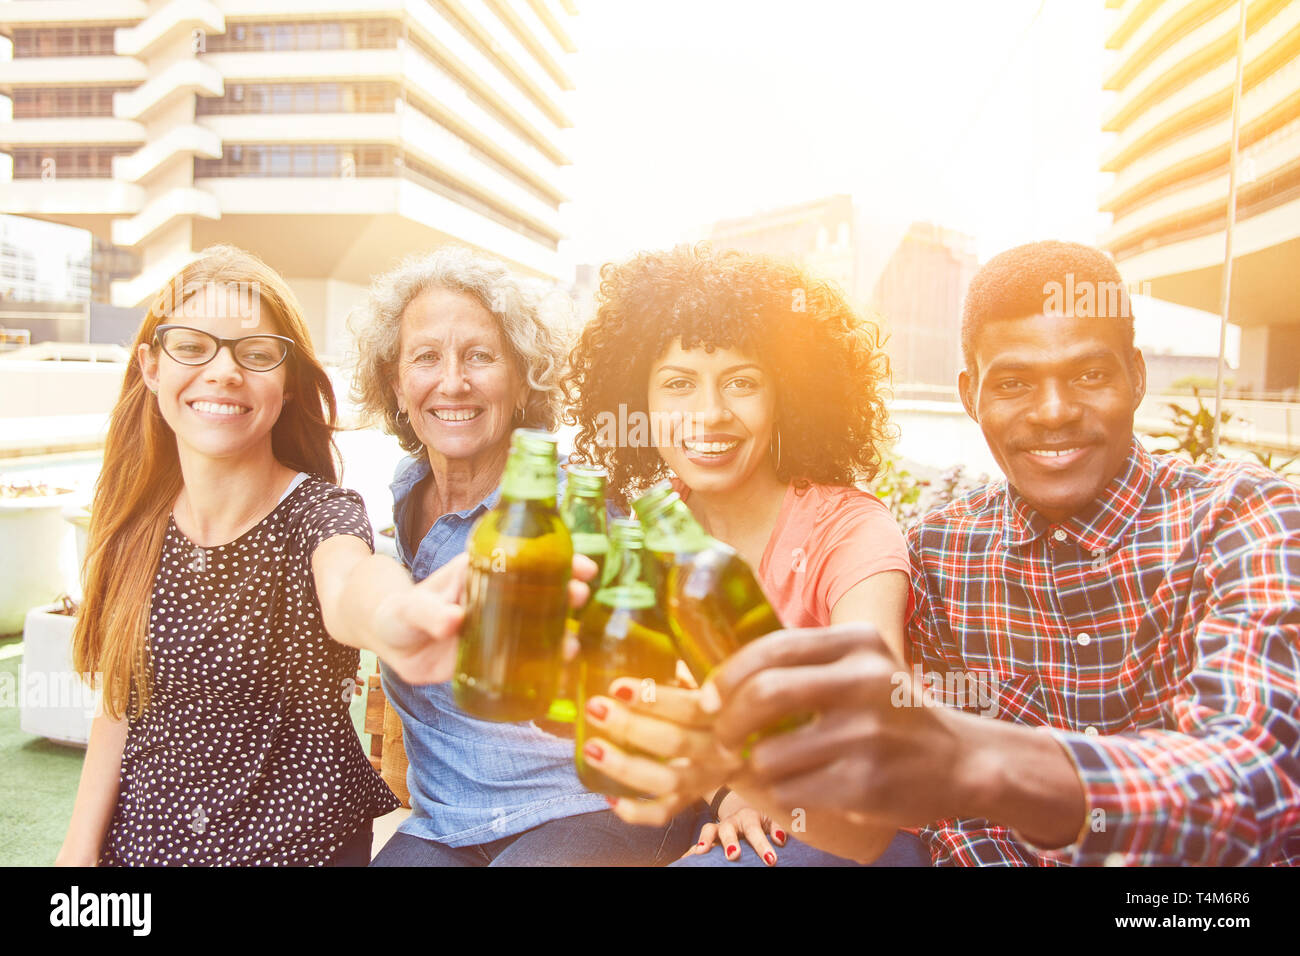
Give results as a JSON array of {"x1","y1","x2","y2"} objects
[
  {"x1": 392, "y1": 286, "x2": 524, "y2": 468},
  {"x1": 138, "y1": 283, "x2": 288, "y2": 465},
  {"x1": 647, "y1": 338, "x2": 778, "y2": 496}
]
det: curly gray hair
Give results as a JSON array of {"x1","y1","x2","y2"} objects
[{"x1": 349, "y1": 246, "x2": 568, "y2": 454}]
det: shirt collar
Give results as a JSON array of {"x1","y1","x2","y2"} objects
[
  {"x1": 389, "y1": 454, "x2": 501, "y2": 568},
  {"x1": 1000, "y1": 438, "x2": 1154, "y2": 552}
]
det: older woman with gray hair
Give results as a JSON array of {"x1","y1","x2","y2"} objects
[{"x1": 352, "y1": 245, "x2": 695, "y2": 866}]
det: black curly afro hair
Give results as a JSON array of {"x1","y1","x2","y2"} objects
[
  {"x1": 961, "y1": 240, "x2": 1136, "y2": 377},
  {"x1": 564, "y1": 244, "x2": 894, "y2": 502}
]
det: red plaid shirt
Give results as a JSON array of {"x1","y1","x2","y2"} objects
[{"x1": 906, "y1": 439, "x2": 1300, "y2": 865}]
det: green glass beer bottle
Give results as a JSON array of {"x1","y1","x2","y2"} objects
[
  {"x1": 547, "y1": 464, "x2": 610, "y2": 724},
  {"x1": 632, "y1": 484, "x2": 783, "y2": 683},
  {"x1": 574, "y1": 518, "x2": 679, "y2": 798},
  {"x1": 454, "y1": 429, "x2": 573, "y2": 722}
]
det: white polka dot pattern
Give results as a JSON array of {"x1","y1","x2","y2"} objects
[{"x1": 98, "y1": 476, "x2": 400, "y2": 866}]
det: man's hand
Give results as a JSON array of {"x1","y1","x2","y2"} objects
[{"x1": 705, "y1": 624, "x2": 986, "y2": 829}]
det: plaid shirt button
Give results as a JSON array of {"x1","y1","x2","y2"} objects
[
  {"x1": 1076, "y1": 632, "x2": 1091, "y2": 646},
  {"x1": 1052, "y1": 528, "x2": 1068, "y2": 541},
  {"x1": 1083, "y1": 726, "x2": 1099, "y2": 737}
]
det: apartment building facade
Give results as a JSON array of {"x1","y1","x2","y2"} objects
[
  {"x1": 0, "y1": 0, "x2": 576, "y2": 355},
  {"x1": 1101, "y1": 0, "x2": 1300, "y2": 394}
]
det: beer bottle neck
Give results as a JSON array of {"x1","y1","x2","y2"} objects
[
  {"x1": 596, "y1": 535, "x2": 654, "y2": 610},
  {"x1": 501, "y1": 450, "x2": 557, "y2": 504},
  {"x1": 641, "y1": 496, "x2": 710, "y2": 554}
]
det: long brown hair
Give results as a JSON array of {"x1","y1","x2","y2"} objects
[{"x1": 74, "y1": 245, "x2": 339, "y2": 719}]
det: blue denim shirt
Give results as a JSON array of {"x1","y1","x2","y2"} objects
[{"x1": 382, "y1": 453, "x2": 608, "y2": 847}]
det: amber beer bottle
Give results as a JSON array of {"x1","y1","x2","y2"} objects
[
  {"x1": 632, "y1": 484, "x2": 782, "y2": 683},
  {"x1": 547, "y1": 464, "x2": 610, "y2": 724},
  {"x1": 454, "y1": 429, "x2": 573, "y2": 722},
  {"x1": 574, "y1": 518, "x2": 678, "y2": 798}
]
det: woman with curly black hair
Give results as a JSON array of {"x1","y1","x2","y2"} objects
[{"x1": 564, "y1": 245, "x2": 930, "y2": 867}]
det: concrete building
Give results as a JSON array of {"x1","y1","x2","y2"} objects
[
  {"x1": 869, "y1": 222, "x2": 978, "y2": 391},
  {"x1": 0, "y1": 0, "x2": 577, "y2": 356},
  {"x1": 1101, "y1": 0, "x2": 1300, "y2": 395},
  {"x1": 707, "y1": 196, "x2": 977, "y2": 390}
]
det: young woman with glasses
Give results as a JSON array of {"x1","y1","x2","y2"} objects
[{"x1": 55, "y1": 245, "x2": 592, "y2": 867}]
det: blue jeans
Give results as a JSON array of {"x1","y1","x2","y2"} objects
[
  {"x1": 369, "y1": 808, "x2": 699, "y2": 867},
  {"x1": 670, "y1": 808, "x2": 931, "y2": 867}
]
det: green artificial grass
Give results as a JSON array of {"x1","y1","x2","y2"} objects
[{"x1": 0, "y1": 639, "x2": 380, "y2": 867}]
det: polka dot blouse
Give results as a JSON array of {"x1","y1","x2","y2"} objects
[{"x1": 99, "y1": 475, "x2": 400, "y2": 867}]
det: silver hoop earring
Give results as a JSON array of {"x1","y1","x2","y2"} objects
[
  {"x1": 512, "y1": 406, "x2": 525, "y2": 425},
  {"x1": 395, "y1": 408, "x2": 409, "y2": 425},
  {"x1": 770, "y1": 428, "x2": 782, "y2": 473}
]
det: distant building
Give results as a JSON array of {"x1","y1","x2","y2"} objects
[
  {"x1": 706, "y1": 196, "x2": 976, "y2": 389},
  {"x1": 0, "y1": 0, "x2": 578, "y2": 356},
  {"x1": 1101, "y1": 0, "x2": 1300, "y2": 395},
  {"x1": 870, "y1": 222, "x2": 978, "y2": 390}
]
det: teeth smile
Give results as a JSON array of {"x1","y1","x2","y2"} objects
[
  {"x1": 190, "y1": 401, "x2": 250, "y2": 416},
  {"x1": 1027, "y1": 447, "x2": 1083, "y2": 458},
  {"x1": 433, "y1": 408, "x2": 482, "y2": 422},
  {"x1": 684, "y1": 440, "x2": 740, "y2": 454}
]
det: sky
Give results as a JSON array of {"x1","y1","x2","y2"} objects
[{"x1": 557, "y1": 0, "x2": 1236, "y2": 360}]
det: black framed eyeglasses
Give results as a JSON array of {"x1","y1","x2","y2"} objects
[{"x1": 154, "y1": 324, "x2": 294, "y2": 373}]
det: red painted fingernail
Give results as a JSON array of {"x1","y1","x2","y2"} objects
[
  {"x1": 605, "y1": 796, "x2": 618, "y2": 807},
  {"x1": 613, "y1": 685, "x2": 635, "y2": 702},
  {"x1": 764, "y1": 852, "x2": 776, "y2": 866},
  {"x1": 586, "y1": 699, "x2": 609, "y2": 720},
  {"x1": 726, "y1": 844, "x2": 738, "y2": 858},
  {"x1": 773, "y1": 829, "x2": 786, "y2": 844},
  {"x1": 582, "y1": 741, "x2": 604, "y2": 762}
]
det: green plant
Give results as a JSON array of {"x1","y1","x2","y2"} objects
[{"x1": 1147, "y1": 387, "x2": 1235, "y2": 463}]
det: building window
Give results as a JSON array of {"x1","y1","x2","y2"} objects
[
  {"x1": 11, "y1": 147, "x2": 134, "y2": 179},
  {"x1": 12, "y1": 86, "x2": 134, "y2": 119},
  {"x1": 202, "y1": 19, "x2": 399, "y2": 53},
  {"x1": 12, "y1": 27, "x2": 119, "y2": 58},
  {"x1": 196, "y1": 82, "x2": 398, "y2": 115}
]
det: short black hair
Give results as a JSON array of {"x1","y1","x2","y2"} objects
[{"x1": 961, "y1": 240, "x2": 1136, "y2": 375}]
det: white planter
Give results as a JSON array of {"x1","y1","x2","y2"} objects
[
  {"x1": 0, "y1": 489, "x2": 79, "y2": 634},
  {"x1": 19, "y1": 603, "x2": 95, "y2": 747}
]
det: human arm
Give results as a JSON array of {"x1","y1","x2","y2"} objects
[
  {"x1": 313, "y1": 535, "x2": 596, "y2": 685},
  {"x1": 55, "y1": 711, "x2": 129, "y2": 866}
]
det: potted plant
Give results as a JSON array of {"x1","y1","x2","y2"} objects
[
  {"x1": 19, "y1": 595, "x2": 95, "y2": 747},
  {"x1": 0, "y1": 481, "x2": 79, "y2": 635}
]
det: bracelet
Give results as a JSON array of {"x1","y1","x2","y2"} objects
[{"x1": 709, "y1": 787, "x2": 733, "y2": 823}]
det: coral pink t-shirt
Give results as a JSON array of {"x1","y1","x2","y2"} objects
[{"x1": 672, "y1": 481, "x2": 911, "y2": 628}]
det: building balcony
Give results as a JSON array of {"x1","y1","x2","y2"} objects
[
  {"x1": 401, "y1": 43, "x2": 565, "y2": 197},
  {"x1": 111, "y1": 186, "x2": 221, "y2": 247},
  {"x1": 1102, "y1": 1, "x2": 1300, "y2": 171},
  {"x1": 111, "y1": 247, "x2": 202, "y2": 308},
  {"x1": 1103, "y1": 66, "x2": 1300, "y2": 211},
  {"x1": 193, "y1": 175, "x2": 558, "y2": 278},
  {"x1": 0, "y1": 56, "x2": 148, "y2": 91},
  {"x1": 1103, "y1": 0, "x2": 1280, "y2": 132},
  {"x1": 193, "y1": 109, "x2": 560, "y2": 236},
  {"x1": 0, "y1": 117, "x2": 145, "y2": 149},
  {"x1": 407, "y1": 0, "x2": 567, "y2": 163},
  {"x1": 114, "y1": 123, "x2": 223, "y2": 183},
  {"x1": 0, "y1": 1, "x2": 147, "y2": 31},
  {"x1": 113, "y1": 58, "x2": 224, "y2": 122},
  {"x1": 445, "y1": 0, "x2": 573, "y2": 123},
  {"x1": 0, "y1": 178, "x2": 145, "y2": 217},
  {"x1": 115, "y1": 0, "x2": 225, "y2": 60},
  {"x1": 1104, "y1": 0, "x2": 1223, "y2": 90},
  {"x1": 1105, "y1": 130, "x2": 1300, "y2": 251},
  {"x1": 198, "y1": 48, "x2": 401, "y2": 84}
]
